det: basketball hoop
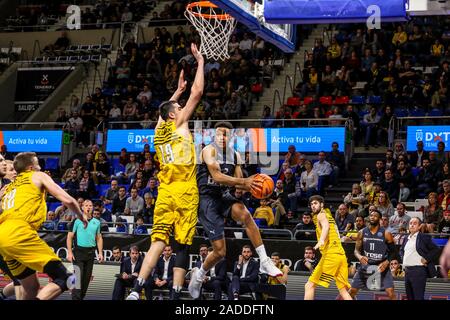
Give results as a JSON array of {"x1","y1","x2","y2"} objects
[{"x1": 185, "y1": 1, "x2": 237, "y2": 61}]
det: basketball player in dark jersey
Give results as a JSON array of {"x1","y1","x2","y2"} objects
[
  {"x1": 349, "y1": 209, "x2": 398, "y2": 299},
  {"x1": 189, "y1": 122, "x2": 282, "y2": 299}
]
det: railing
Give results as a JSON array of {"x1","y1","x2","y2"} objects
[
  {"x1": 0, "y1": 122, "x2": 66, "y2": 130},
  {"x1": 344, "y1": 118, "x2": 354, "y2": 170},
  {"x1": 31, "y1": 39, "x2": 41, "y2": 60}
]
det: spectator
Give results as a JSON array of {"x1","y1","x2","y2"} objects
[
  {"x1": 115, "y1": 217, "x2": 128, "y2": 233},
  {"x1": 284, "y1": 145, "x2": 302, "y2": 168},
  {"x1": 93, "y1": 208, "x2": 109, "y2": 232},
  {"x1": 63, "y1": 169, "x2": 80, "y2": 198},
  {"x1": 112, "y1": 186, "x2": 128, "y2": 216},
  {"x1": 376, "y1": 191, "x2": 395, "y2": 218},
  {"x1": 292, "y1": 212, "x2": 316, "y2": 241},
  {"x1": 269, "y1": 180, "x2": 286, "y2": 228},
  {"x1": 134, "y1": 216, "x2": 148, "y2": 235},
  {"x1": 388, "y1": 202, "x2": 411, "y2": 234},
  {"x1": 142, "y1": 192, "x2": 155, "y2": 224},
  {"x1": 326, "y1": 142, "x2": 345, "y2": 186},
  {"x1": 253, "y1": 199, "x2": 274, "y2": 228},
  {"x1": 422, "y1": 192, "x2": 443, "y2": 233},
  {"x1": 294, "y1": 246, "x2": 318, "y2": 272},
  {"x1": 125, "y1": 188, "x2": 144, "y2": 217},
  {"x1": 396, "y1": 160, "x2": 413, "y2": 202},
  {"x1": 415, "y1": 158, "x2": 437, "y2": 197},
  {"x1": 4, "y1": 160, "x2": 16, "y2": 181},
  {"x1": 438, "y1": 179, "x2": 450, "y2": 212},
  {"x1": 149, "y1": 245, "x2": 176, "y2": 299},
  {"x1": 400, "y1": 217, "x2": 440, "y2": 300},
  {"x1": 313, "y1": 151, "x2": 333, "y2": 192},
  {"x1": 282, "y1": 168, "x2": 296, "y2": 216},
  {"x1": 94, "y1": 201, "x2": 112, "y2": 223},
  {"x1": 372, "y1": 159, "x2": 386, "y2": 184},
  {"x1": 195, "y1": 244, "x2": 209, "y2": 268},
  {"x1": 390, "y1": 259, "x2": 405, "y2": 278},
  {"x1": 112, "y1": 246, "x2": 151, "y2": 300},
  {"x1": 91, "y1": 152, "x2": 110, "y2": 185},
  {"x1": 102, "y1": 179, "x2": 119, "y2": 205},
  {"x1": 384, "y1": 149, "x2": 397, "y2": 172},
  {"x1": 335, "y1": 204, "x2": 355, "y2": 232},
  {"x1": 436, "y1": 141, "x2": 450, "y2": 166},
  {"x1": 78, "y1": 169, "x2": 97, "y2": 200},
  {"x1": 260, "y1": 252, "x2": 289, "y2": 300},
  {"x1": 409, "y1": 141, "x2": 428, "y2": 168},
  {"x1": 297, "y1": 160, "x2": 319, "y2": 199},
  {"x1": 228, "y1": 245, "x2": 259, "y2": 300},
  {"x1": 381, "y1": 169, "x2": 399, "y2": 205},
  {"x1": 62, "y1": 159, "x2": 82, "y2": 183},
  {"x1": 343, "y1": 184, "x2": 366, "y2": 217},
  {"x1": 360, "y1": 169, "x2": 374, "y2": 197},
  {"x1": 111, "y1": 246, "x2": 123, "y2": 262},
  {"x1": 343, "y1": 215, "x2": 366, "y2": 242},
  {"x1": 42, "y1": 211, "x2": 57, "y2": 231},
  {"x1": 361, "y1": 106, "x2": 381, "y2": 150},
  {"x1": 438, "y1": 210, "x2": 450, "y2": 237}
]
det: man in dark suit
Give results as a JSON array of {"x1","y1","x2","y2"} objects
[
  {"x1": 228, "y1": 245, "x2": 260, "y2": 300},
  {"x1": 112, "y1": 246, "x2": 151, "y2": 300},
  {"x1": 408, "y1": 141, "x2": 428, "y2": 168},
  {"x1": 149, "y1": 245, "x2": 176, "y2": 299},
  {"x1": 400, "y1": 217, "x2": 440, "y2": 300},
  {"x1": 197, "y1": 247, "x2": 228, "y2": 300}
]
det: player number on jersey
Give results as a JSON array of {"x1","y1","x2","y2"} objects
[
  {"x1": 369, "y1": 243, "x2": 375, "y2": 251},
  {"x1": 158, "y1": 144, "x2": 175, "y2": 164},
  {"x1": 1, "y1": 189, "x2": 16, "y2": 211}
]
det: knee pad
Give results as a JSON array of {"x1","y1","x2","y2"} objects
[
  {"x1": 43, "y1": 261, "x2": 71, "y2": 291},
  {"x1": 173, "y1": 242, "x2": 190, "y2": 270}
]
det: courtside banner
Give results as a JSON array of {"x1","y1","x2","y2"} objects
[
  {"x1": 406, "y1": 126, "x2": 450, "y2": 151},
  {"x1": 106, "y1": 128, "x2": 345, "y2": 153},
  {"x1": 264, "y1": 0, "x2": 407, "y2": 24},
  {"x1": 14, "y1": 66, "x2": 74, "y2": 112},
  {"x1": 0, "y1": 130, "x2": 63, "y2": 152}
]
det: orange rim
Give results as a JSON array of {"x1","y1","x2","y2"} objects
[{"x1": 186, "y1": 1, "x2": 233, "y2": 20}]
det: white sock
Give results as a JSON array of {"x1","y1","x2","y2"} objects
[
  {"x1": 255, "y1": 245, "x2": 268, "y2": 260},
  {"x1": 197, "y1": 266, "x2": 207, "y2": 280}
]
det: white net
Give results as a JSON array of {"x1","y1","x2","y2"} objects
[{"x1": 184, "y1": 2, "x2": 237, "y2": 61}]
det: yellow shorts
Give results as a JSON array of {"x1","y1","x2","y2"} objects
[
  {"x1": 0, "y1": 219, "x2": 60, "y2": 278},
  {"x1": 309, "y1": 252, "x2": 350, "y2": 290},
  {"x1": 151, "y1": 184, "x2": 199, "y2": 245}
]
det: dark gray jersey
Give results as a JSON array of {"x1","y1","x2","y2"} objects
[{"x1": 362, "y1": 226, "x2": 389, "y2": 264}]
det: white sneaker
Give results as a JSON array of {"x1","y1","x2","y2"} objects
[
  {"x1": 259, "y1": 257, "x2": 283, "y2": 277},
  {"x1": 188, "y1": 267, "x2": 203, "y2": 299},
  {"x1": 126, "y1": 291, "x2": 140, "y2": 300}
]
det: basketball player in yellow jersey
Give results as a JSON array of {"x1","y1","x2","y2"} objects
[
  {"x1": 127, "y1": 43, "x2": 204, "y2": 300},
  {"x1": 304, "y1": 195, "x2": 352, "y2": 300},
  {"x1": 0, "y1": 152, "x2": 87, "y2": 300}
]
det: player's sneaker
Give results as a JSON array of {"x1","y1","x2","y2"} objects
[
  {"x1": 188, "y1": 267, "x2": 203, "y2": 299},
  {"x1": 126, "y1": 291, "x2": 140, "y2": 300},
  {"x1": 259, "y1": 257, "x2": 283, "y2": 277}
]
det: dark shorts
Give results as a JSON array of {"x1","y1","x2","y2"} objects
[
  {"x1": 351, "y1": 264, "x2": 394, "y2": 291},
  {"x1": 0, "y1": 254, "x2": 20, "y2": 286},
  {"x1": 198, "y1": 191, "x2": 242, "y2": 241}
]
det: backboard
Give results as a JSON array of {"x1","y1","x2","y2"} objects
[
  {"x1": 263, "y1": 0, "x2": 408, "y2": 24},
  {"x1": 208, "y1": 0, "x2": 296, "y2": 53}
]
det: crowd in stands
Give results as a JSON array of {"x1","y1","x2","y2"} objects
[{"x1": 278, "y1": 16, "x2": 450, "y2": 149}]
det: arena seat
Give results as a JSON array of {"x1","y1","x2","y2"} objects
[
  {"x1": 367, "y1": 96, "x2": 382, "y2": 104},
  {"x1": 409, "y1": 107, "x2": 426, "y2": 117},
  {"x1": 47, "y1": 202, "x2": 61, "y2": 212},
  {"x1": 97, "y1": 184, "x2": 110, "y2": 197},
  {"x1": 428, "y1": 108, "x2": 443, "y2": 117},
  {"x1": 45, "y1": 157, "x2": 59, "y2": 170},
  {"x1": 334, "y1": 96, "x2": 349, "y2": 105},
  {"x1": 286, "y1": 96, "x2": 301, "y2": 107},
  {"x1": 319, "y1": 96, "x2": 333, "y2": 106},
  {"x1": 394, "y1": 108, "x2": 408, "y2": 117},
  {"x1": 303, "y1": 96, "x2": 314, "y2": 105},
  {"x1": 351, "y1": 95, "x2": 365, "y2": 104}
]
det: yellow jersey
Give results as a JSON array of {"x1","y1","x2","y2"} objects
[
  {"x1": 312, "y1": 208, "x2": 345, "y2": 255},
  {"x1": 154, "y1": 120, "x2": 197, "y2": 187},
  {"x1": 0, "y1": 171, "x2": 46, "y2": 230},
  {"x1": 268, "y1": 263, "x2": 287, "y2": 285}
]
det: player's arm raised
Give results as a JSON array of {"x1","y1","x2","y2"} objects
[
  {"x1": 156, "y1": 70, "x2": 188, "y2": 130},
  {"x1": 314, "y1": 211, "x2": 330, "y2": 250},
  {"x1": 177, "y1": 43, "x2": 204, "y2": 127},
  {"x1": 203, "y1": 146, "x2": 260, "y2": 191},
  {"x1": 33, "y1": 171, "x2": 87, "y2": 226},
  {"x1": 354, "y1": 230, "x2": 368, "y2": 265}
]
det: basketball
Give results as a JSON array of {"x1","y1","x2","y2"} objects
[{"x1": 251, "y1": 174, "x2": 274, "y2": 199}]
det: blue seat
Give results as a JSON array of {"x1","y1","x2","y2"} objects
[
  {"x1": 410, "y1": 108, "x2": 426, "y2": 117},
  {"x1": 358, "y1": 110, "x2": 369, "y2": 119},
  {"x1": 254, "y1": 218, "x2": 268, "y2": 229},
  {"x1": 105, "y1": 203, "x2": 112, "y2": 211},
  {"x1": 47, "y1": 202, "x2": 61, "y2": 212},
  {"x1": 428, "y1": 108, "x2": 443, "y2": 117},
  {"x1": 368, "y1": 96, "x2": 382, "y2": 104},
  {"x1": 97, "y1": 184, "x2": 110, "y2": 197},
  {"x1": 432, "y1": 238, "x2": 448, "y2": 247},
  {"x1": 394, "y1": 108, "x2": 408, "y2": 117},
  {"x1": 351, "y1": 96, "x2": 365, "y2": 104},
  {"x1": 45, "y1": 158, "x2": 59, "y2": 170},
  {"x1": 411, "y1": 167, "x2": 421, "y2": 177}
]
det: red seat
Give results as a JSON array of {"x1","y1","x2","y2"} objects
[
  {"x1": 319, "y1": 96, "x2": 333, "y2": 105},
  {"x1": 303, "y1": 96, "x2": 313, "y2": 105},
  {"x1": 334, "y1": 96, "x2": 349, "y2": 105},
  {"x1": 286, "y1": 96, "x2": 301, "y2": 106}
]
